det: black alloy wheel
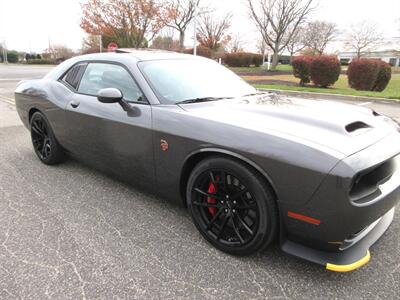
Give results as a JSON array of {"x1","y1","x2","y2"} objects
[
  {"x1": 187, "y1": 156, "x2": 278, "y2": 256},
  {"x1": 30, "y1": 112, "x2": 66, "y2": 165}
]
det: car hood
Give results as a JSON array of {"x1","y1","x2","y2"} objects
[{"x1": 178, "y1": 94, "x2": 399, "y2": 156}]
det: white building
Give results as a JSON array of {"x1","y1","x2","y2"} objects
[{"x1": 338, "y1": 50, "x2": 400, "y2": 67}]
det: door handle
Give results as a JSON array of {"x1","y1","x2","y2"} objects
[{"x1": 70, "y1": 101, "x2": 80, "y2": 108}]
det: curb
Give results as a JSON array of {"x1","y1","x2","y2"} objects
[{"x1": 258, "y1": 88, "x2": 400, "y2": 105}]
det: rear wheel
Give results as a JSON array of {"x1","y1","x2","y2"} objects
[
  {"x1": 186, "y1": 156, "x2": 278, "y2": 256},
  {"x1": 30, "y1": 112, "x2": 66, "y2": 165}
]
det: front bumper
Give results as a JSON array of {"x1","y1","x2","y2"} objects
[
  {"x1": 281, "y1": 207, "x2": 395, "y2": 272},
  {"x1": 279, "y1": 132, "x2": 400, "y2": 271}
]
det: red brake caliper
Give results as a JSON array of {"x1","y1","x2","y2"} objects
[{"x1": 207, "y1": 182, "x2": 217, "y2": 216}]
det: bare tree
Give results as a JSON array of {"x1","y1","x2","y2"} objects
[
  {"x1": 247, "y1": 0, "x2": 315, "y2": 70},
  {"x1": 303, "y1": 21, "x2": 337, "y2": 55},
  {"x1": 82, "y1": 35, "x2": 101, "y2": 54},
  {"x1": 256, "y1": 39, "x2": 266, "y2": 54},
  {"x1": 166, "y1": 0, "x2": 202, "y2": 51},
  {"x1": 229, "y1": 34, "x2": 244, "y2": 53},
  {"x1": 345, "y1": 21, "x2": 383, "y2": 58},
  {"x1": 151, "y1": 35, "x2": 180, "y2": 50},
  {"x1": 197, "y1": 13, "x2": 232, "y2": 51},
  {"x1": 44, "y1": 45, "x2": 74, "y2": 60},
  {"x1": 284, "y1": 25, "x2": 306, "y2": 63},
  {"x1": 256, "y1": 39, "x2": 267, "y2": 63}
]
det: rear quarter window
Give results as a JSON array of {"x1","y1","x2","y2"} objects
[{"x1": 62, "y1": 63, "x2": 87, "y2": 90}]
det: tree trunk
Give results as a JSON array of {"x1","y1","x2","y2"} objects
[
  {"x1": 179, "y1": 31, "x2": 185, "y2": 52},
  {"x1": 289, "y1": 52, "x2": 294, "y2": 65},
  {"x1": 271, "y1": 51, "x2": 279, "y2": 70}
]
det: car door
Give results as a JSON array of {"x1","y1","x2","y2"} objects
[{"x1": 63, "y1": 62, "x2": 155, "y2": 189}]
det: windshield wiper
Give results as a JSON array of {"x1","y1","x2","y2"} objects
[{"x1": 176, "y1": 96, "x2": 233, "y2": 104}]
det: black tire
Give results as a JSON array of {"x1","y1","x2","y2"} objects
[
  {"x1": 186, "y1": 156, "x2": 278, "y2": 256},
  {"x1": 30, "y1": 111, "x2": 66, "y2": 165}
]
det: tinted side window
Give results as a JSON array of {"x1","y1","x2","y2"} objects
[
  {"x1": 62, "y1": 63, "x2": 87, "y2": 90},
  {"x1": 78, "y1": 63, "x2": 144, "y2": 102}
]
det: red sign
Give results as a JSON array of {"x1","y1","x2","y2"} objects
[{"x1": 107, "y1": 42, "x2": 118, "y2": 52}]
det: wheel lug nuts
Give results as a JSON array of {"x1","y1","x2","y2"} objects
[
  {"x1": 232, "y1": 209, "x2": 236, "y2": 213},
  {"x1": 225, "y1": 209, "x2": 228, "y2": 213},
  {"x1": 221, "y1": 200, "x2": 224, "y2": 204},
  {"x1": 233, "y1": 201, "x2": 237, "y2": 204}
]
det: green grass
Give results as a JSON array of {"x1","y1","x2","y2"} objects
[
  {"x1": 274, "y1": 64, "x2": 293, "y2": 71},
  {"x1": 229, "y1": 64, "x2": 293, "y2": 73},
  {"x1": 253, "y1": 74, "x2": 400, "y2": 100}
]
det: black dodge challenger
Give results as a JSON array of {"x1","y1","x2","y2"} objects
[{"x1": 15, "y1": 50, "x2": 400, "y2": 272}]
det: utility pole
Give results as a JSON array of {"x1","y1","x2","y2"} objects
[
  {"x1": 193, "y1": 4, "x2": 197, "y2": 56},
  {"x1": 0, "y1": 0, "x2": 7, "y2": 63},
  {"x1": 99, "y1": 35, "x2": 102, "y2": 53},
  {"x1": 2, "y1": 40, "x2": 7, "y2": 64},
  {"x1": 48, "y1": 36, "x2": 53, "y2": 59}
]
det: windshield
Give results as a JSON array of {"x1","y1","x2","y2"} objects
[{"x1": 138, "y1": 58, "x2": 256, "y2": 104}]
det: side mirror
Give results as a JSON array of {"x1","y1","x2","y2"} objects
[{"x1": 97, "y1": 88, "x2": 123, "y2": 103}]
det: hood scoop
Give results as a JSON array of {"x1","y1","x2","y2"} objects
[{"x1": 345, "y1": 121, "x2": 372, "y2": 135}]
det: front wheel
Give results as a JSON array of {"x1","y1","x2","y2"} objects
[
  {"x1": 186, "y1": 156, "x2": 278, "y2": 256},
  {"x1": 30, "y1": 111, "x2": 66, "y2": 165}
]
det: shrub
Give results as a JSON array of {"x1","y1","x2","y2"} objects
[
  {"x1": 310, "y1": 55, "x2": 341, "y2": 87},
  {"x1": 6, "y1": 51, "x2": 19, "y2": 63},
  {"x1": 224, "y1": 52, "x2": 263, "y2": 67},
  {"x1": 347, "y1": 59, "x2": 380, "y2": 91},
  {"x1": 292, "y1": 56, "x2": 312, "y2": 86},
  {"x1": 373, "y1": 61, "x2": 391, "y2": 92},
  {"x1": 252, "y1": 53, "x2": 263, "y2": 67},
  {"x1": 347, "y1": 59, "x2": 392, "y2": 92},
  {"x1": 183, "y1": 46, "x2": 212, "y2": 59}
]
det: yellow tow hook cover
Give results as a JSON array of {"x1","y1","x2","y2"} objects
[{"x1": 326, "y1": 251, "x2": 371, "y2": 272}]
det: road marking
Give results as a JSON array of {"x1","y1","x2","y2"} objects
[
  {"x1": 0, "y1": 95, "x2": 15, "y2": 106},
  {"x1": 357, "y1": 102, "x2": 371, "y2": 106},
  {"x1": 0, "y1": 78, "x2": 31, "y2": 81}
]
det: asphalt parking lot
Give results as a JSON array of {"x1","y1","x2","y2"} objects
[{"x1": 0, "y1": 64, "x2": 399, "y2": 299}]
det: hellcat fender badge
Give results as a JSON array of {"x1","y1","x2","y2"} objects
[{"x1": 160, "y1": 139, "x2": 169, "y2": 151}]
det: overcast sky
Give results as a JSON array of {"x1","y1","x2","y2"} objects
[{"x1": 0, "y1": 0, "x2": 399, "y2": 53}]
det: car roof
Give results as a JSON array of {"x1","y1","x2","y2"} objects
[
  {"x1": 78, "y1": 49, "x2": 203, "y2": 62},
  {"x1": 44, "y1": 49, "x2": 206, "y2": 80}
]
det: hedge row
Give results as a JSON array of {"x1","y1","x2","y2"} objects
[
  {"x1": 224, "y1": 52, "x2": 263, "y2": 67},
  {"x1": 292, "y1": 55, "x2": 341, "y2": 87},
  {"x1": 347, "y1": 59, "x2": 391, "y2": 92},
  {"x1": 26, "y1": 58, "x2": 57, "y2": 65},
  {"x1": 183, "y1": 46, "x2": 212, "y2": 58},
  {"x1": 183, "y1": 48, "x2": 263, "y2": 67}
]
